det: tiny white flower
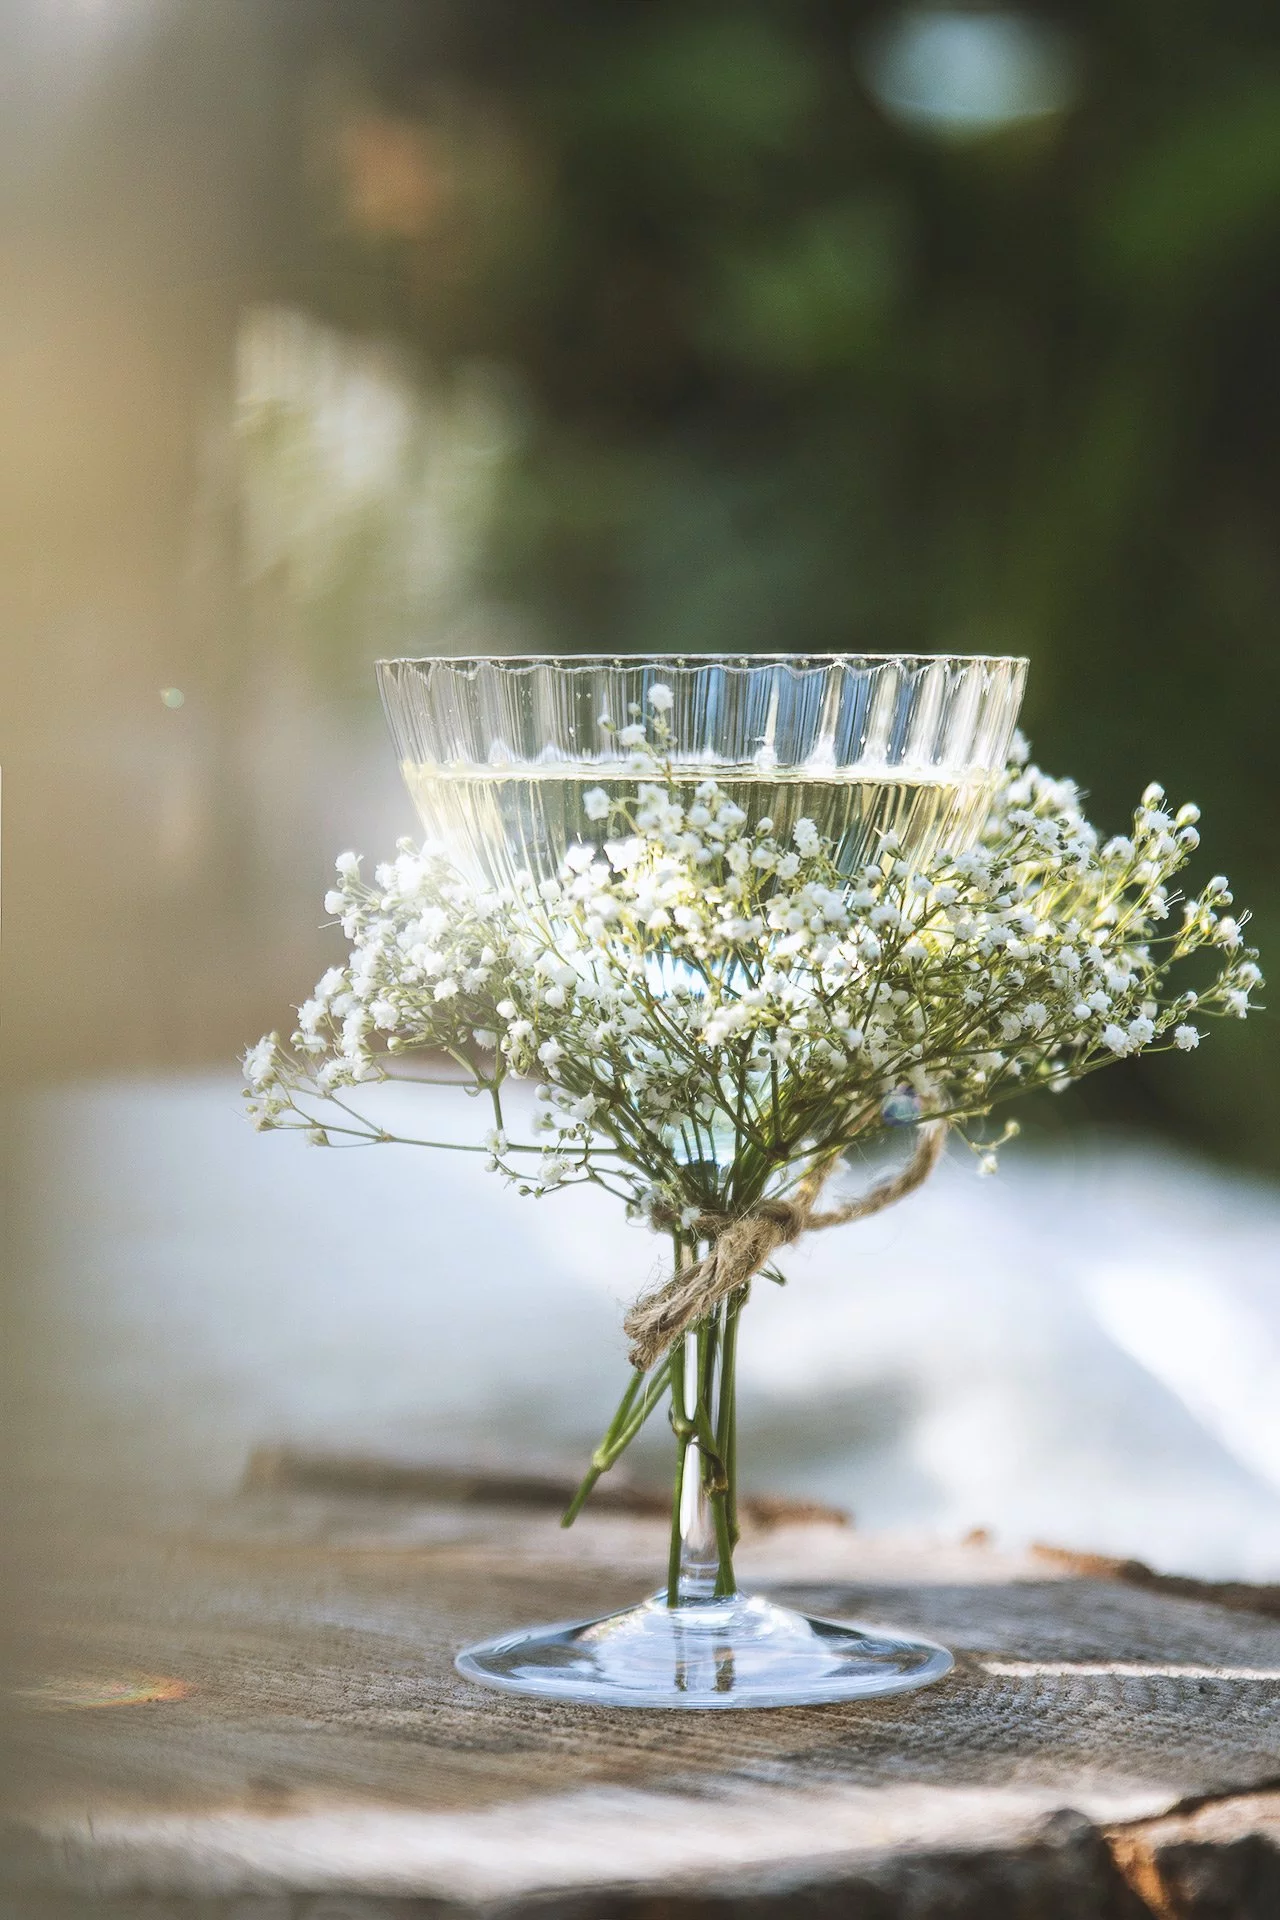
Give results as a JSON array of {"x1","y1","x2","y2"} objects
[
  {"x1": 617, "y1": 723, "x2": 647, "y2": 748},
  {"x1": 1126, "y1": 1015, "x2": 1155, "y2": 1045},
  {"x1": 1102, "y1": 1023, "x2": 1131, "y2": 1055},
  {"x1": 583, "y1": 787, "x2": 611, "y2": 821},
  {"x1": 647, "y1": 682, "x2": 674, "y2": 713},
  {"x1": 434, "y1": 978, "x2": 458, "y2": 1001},
  {"x1": 243, "y1": 1036, "x2": 277, "y2": 1089},
  {"x1": 1174, "y1": 1024, "x2": 1200, "y2": 1050}
]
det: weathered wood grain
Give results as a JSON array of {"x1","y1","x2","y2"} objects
[
  {"x1": 1110, "y1": 1791, "x2": 1280, "y2": 1919},
  {"x1": 3, "y1": 1487, "x2": 1279, "y2": 1917},
  {"x1": 241, "y1": 1447, "x2": 852, "y2": 1529}
]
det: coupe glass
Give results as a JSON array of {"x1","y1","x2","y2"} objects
[{"x1": 378, "y1": 652, "x2": 1025, "y2": 1708}]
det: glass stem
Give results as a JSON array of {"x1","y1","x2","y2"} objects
[{"x1": 666, "y1": 1297, "x2": 740, "y2": 1607}]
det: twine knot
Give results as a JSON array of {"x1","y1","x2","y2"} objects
[{"x1": 624, "y1": 1121, "x2": 947, "y2": 1372}]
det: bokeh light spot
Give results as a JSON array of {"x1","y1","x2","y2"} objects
[
  {"x1": 859, "y1": 8, "x2": 1078, "y2": 137},
  {"x1": 18, "y1": 1673, "x2": 194, "y2": 1711}
]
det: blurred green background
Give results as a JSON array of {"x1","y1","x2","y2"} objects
[{"x1": 1, "y1": 0, "x2": 1275, "y2": 1168}]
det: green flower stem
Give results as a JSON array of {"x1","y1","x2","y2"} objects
[
  {"x1": 707, "y1": 1465, "x2": 738, "y2": 1597},
  {"x1": 561, "y1": 1359, "x2": 672, "y2": 1527},
  {"x1": 560, "y1": 1368, "x2": 642, "y2": 1527},
  {"x1": 697, "y1": 1316, "x2": 719, "y2": 1448},
  {"x1": 716, "y1": 1289, "x2": 744, "y2": 1550},
  {"x1": 604, "y1": 1361, "x2": 674, "y2": 1460},
  {"x1": 605, "y1": 1366, "x2": 645, "y2": 1442}
]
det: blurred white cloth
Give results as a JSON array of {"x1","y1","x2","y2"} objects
[{"x1": 5, "y1": 1076, "x2": 1279, "y2": 1580}]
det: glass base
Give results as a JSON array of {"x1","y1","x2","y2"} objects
[{"x1": 456, "y1": 1591, "x2": 953, "y2": 1709}]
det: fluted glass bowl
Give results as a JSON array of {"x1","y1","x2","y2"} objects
[{"x1": 377, "y1": 653, "x2": 1027, "y2": 894}]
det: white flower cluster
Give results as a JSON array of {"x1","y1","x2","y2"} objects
[{"x1": 244, "y1": 733, "x2": 1261, "y2": 1226}]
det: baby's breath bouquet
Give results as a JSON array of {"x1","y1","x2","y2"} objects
[{"x1": 246, "y1": 657, "x2": 1261, "y2": 1707}]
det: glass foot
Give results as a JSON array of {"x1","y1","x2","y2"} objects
[{"x1": 456, "y1": 1591, "x2": 953, "y2": 1709}]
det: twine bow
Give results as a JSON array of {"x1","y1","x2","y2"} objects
[{"x1": 624, "y1": 1121, "x2": 948, "y2": 1372}]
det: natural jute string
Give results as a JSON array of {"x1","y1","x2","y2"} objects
[{"x1": 624, "y1": 1121, "x2": 948, "y2": 1372}]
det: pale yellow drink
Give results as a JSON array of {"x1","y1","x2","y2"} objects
[{"x1": 401, "y1": 764, "x2": 995, "y2": 892}]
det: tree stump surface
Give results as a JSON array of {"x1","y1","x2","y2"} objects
[{"x1": 4, "y1": 1480, "x2": 1279, "y2": 1917}]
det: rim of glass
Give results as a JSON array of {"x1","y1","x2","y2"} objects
[{"x1": 377, "y1": 651, "x2": 1029, "y2": 668}]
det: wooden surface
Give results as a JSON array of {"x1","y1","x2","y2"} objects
[{"x1": 4, "y1": 1483, "x2": 1280, "y2": 1917}]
